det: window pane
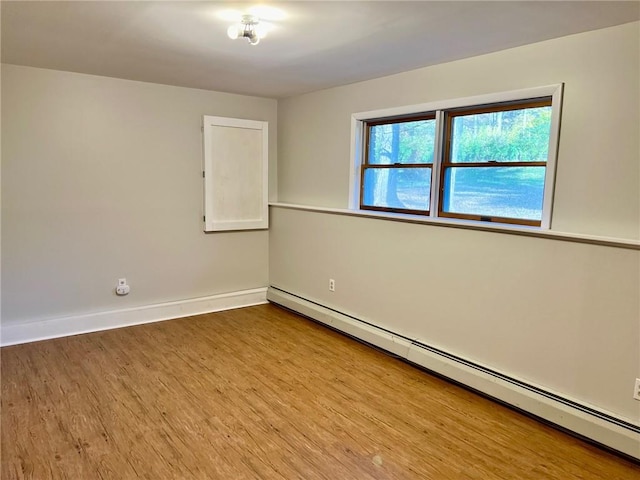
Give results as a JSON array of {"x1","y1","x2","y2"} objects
[
  {"x1": 442, "y1": 167, "x2": 545, "y2": 220},
  {"x1": 368, "y1": 119, "x2": 435, "y2": 165},
  {"x1": 362, "y1": 167, "x2": 431, "y2": 211},
  {"x1": 450, "y1": 106, "x2": 552, "y2": 163}
]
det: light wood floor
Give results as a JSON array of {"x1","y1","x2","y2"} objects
[{"x1": 2, "y1": 304, "x2": 638, "y2": 479}]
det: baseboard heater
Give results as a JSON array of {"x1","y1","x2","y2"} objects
[{"x1": 267, "y1": 286, "x2": 640, "y2": 461}]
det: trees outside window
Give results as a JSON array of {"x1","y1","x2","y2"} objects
[{"x1": 360, "y1": 97, "x2": 555, "y2": 227}]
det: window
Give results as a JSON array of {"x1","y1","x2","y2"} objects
[
  {"x1": 361, "y1": 115, "x2": 436, "y2": 214},
  {"x1": 440, "y1": 100, "x2": 552, "y2": 226},
  {"x1": 353, "y1": 86, "x2": 562, "y2": 228}
]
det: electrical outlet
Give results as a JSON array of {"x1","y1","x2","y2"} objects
[
  {"x1": 116, "y1": 278, "x2": 130, "y2": 296},
  {"x1": 634, "y1": 378, "x2": 640, "y2": 401},
  {"x1": 329, "y1": 278, "x2": 335, "y2": 292}
]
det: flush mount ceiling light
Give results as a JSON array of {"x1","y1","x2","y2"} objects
[{"x1": 227, "y1": 14, "x2": 267, "y2": 45}]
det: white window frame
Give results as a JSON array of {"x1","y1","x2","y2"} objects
[{"x1": 349, "y1": 84, "x2": 563, "y2": 229}]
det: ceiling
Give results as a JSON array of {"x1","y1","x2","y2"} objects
[{"x1": 2, "y1": 1, "x2": 639, "y2": 98}]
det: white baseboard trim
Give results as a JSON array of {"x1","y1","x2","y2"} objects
[
  {"x1": 1, "y1": 288, "x2": 268, "y2": 347},
  {"x1": 267, "y1": 286, "x2": 640, "y2": 460}
]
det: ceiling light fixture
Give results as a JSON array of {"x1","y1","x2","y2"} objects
[{"x1": 227, "y1": 14, "x2": 266, "y2": 46}]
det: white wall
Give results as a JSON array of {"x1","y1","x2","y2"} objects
[
  {"x1": 270, "y1": 207, "x2": 640, "y2": 424},
  {"x1": 278, "y1": 22, "x2": 639, "y2": 240},
  {"x1": 1, "y1": 65, "x2": 277, "y2": 324},
  {"x1": 272, "y1": 22, "x2": 640, "y2": 428}
]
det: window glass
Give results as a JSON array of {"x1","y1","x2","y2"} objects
[
  {"x1": 450, "y1": 106, "x2": 552, "y2": 163},
  {"x1": 362, "y1": 167, "x2": 431, "y2": 211},
  {"x1": 357, "y1": 91, "x2": 559, "y2": 227},
  {"x1": 368, "y1": 119, "x2": 435, "y2": 165},
  {"x1": 441, "y1": 167, "x2": 545, "y2": 220}
]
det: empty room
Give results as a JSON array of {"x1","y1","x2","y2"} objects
[{"x1": 1, "y1": 1, "x2": 639, "y2": 478}]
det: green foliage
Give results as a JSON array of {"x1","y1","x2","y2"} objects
[
  {"x1": 451, "y1": 107, "x2": 552, "y2": 163},
  {"x1": 368, "y1": 106, "x2": 551, "y2": 166},
  {"x1": 364, "y1": 105, "x2": 552, "y2": 215},
  {"x1": 369, "y1": 119, "x2": 435, "y2": 164}
]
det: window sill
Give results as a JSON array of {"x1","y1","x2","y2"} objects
[{"x1": 269, "y1": 202, "x2": 640, "y2": 250}]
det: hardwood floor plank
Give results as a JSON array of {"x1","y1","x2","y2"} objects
[{"x1": 2, "y1": 304, "x2": 638, "y2": 479}]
